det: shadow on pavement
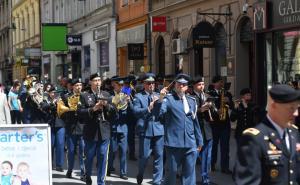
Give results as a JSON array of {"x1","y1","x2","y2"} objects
[{"x1": 106, "y1": 181, "x2": 138, "y2": 185}]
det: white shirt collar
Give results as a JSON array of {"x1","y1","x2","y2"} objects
[{"x1": 267, "y1": 114, "x2": 284, "y2": 138}]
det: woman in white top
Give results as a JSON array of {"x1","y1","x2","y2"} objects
[{"x1": 0, "y1": 84, "x2": 11, "y2": 124}]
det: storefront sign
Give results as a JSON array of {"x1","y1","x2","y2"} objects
[
  {"x1": 93, "y1": 24, "x2": 110, "y2": 41},
  {"x1": 100, "y1": 42, "x2": 109, "y2": 66},
  {"x1": 253, "y1": 2, "x2": 267, "y2": 30},
  {"x1": 24, "y1": 48, "x2": 41, "y2": 57},
  {"x1": 0, "y1": 125, "x2": 52, "y2": 185},
  {"x1": 128, "y1": 43, "x2": 144, "y2": 60},
  {"x1": 193, "y1": 21, "x2": 215, "y2": 48},
  {"x1": 152, "y1": 16, "x2": 167, "y2": 32},
  {"x1": 272, "y1": 0, "x2": 300, "y2": 28},
  {"x1": 117, "y1": 25, "x2": 145, "y2": 48},
  {"x1": 66, "y1": 35, "x2": 82, "y2": 46}
]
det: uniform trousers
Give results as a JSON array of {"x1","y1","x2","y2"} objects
[
  {"x1": 85, "y1": 139, "x2": 110, "y2": 185},
  {"x1": 51, "y1": 127, "x2": 65, "y2": 169},
  {"x1": 108, "y1": 132, "x2": 127, "y2": 176},
  {"x1": 138, "y1": 135, "x2": 164, "y2": 185},
  {"x1": 200, "y1": 139, "x2": 213, "y2": 184},
  {"x1": 164, "y1": 146, "x2": 198, "y2": 185},
  {"x1": 66, "y1": 134, "x2": 85, "y2": 176}
]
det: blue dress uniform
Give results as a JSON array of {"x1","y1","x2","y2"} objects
[
  {"x1": 107, "y1": 77, "x2": 129, "y2": 179},
  {"x1": 234, "y1": 84, "x2": 300, "y2": 185},
  {"x1": 154, "y1": 74, "x2": 203, "y2": 185},
  {"x1": 132, "y1": 73, "x2": 164, "y2": 185},
  {"x1": 77, "y1": 73, "x2": 117, "y2": 185}
]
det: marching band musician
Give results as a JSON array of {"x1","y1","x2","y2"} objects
[
  {"x1": 58, "y1": 78, "x2": 86, "y2": 181},
  {"x1": 190, "y1": 76, "x2": 213, "y2": 185},
  {"x1": 77, "y1": 72, "x2": 117, "y2": 185},
  {"x1": 40, "y1": 84, "x2": 65, "y2": 172},
  {"x1": 107, "y1": 76, "x2": 129, "y2": 180},
  {"x1": 208, "y1": 75, "x2": 234, "y2": 174},
  {"x1": 154, "y1": 73, "x2": 203, "y2": 185},
  {"x1": 132, "y1": 73, "x2": 164, "y2": 185},
  {"x1": 234, "y1": 84, "x2": 300, "y2": 185}
]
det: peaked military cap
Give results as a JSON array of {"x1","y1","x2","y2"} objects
[
  {"x1": 111, "y1": 75, "x2": 124, "y2": 84},
  {"x1": 89, "y1": 72, "x2": 101, "y2": 80},
  {"x1": 240, "y1": 88, "x2": 251, "y2": 95},
  {"x1": 71, "y1": 78, "x2": 82, "y2": 85},
  {"x1": 212, "y1": 75, "x2": 223, "y2": 83},
  {"x1": 269, "y1": 84, "x2": 300, "y2": 103},
  {"x1": 175, "y1": 73, "x2": 190, "y2": 84},
  {"x1": 192, "y1": 76, "x2": 205, "y2": 84},
  {"x1": 143, "y1": 73, "x2": 156, "y2": 82}
]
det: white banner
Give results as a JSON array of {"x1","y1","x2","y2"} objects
[{"x1": 0, "y1": 124, "x2": 52, "y2": 185}]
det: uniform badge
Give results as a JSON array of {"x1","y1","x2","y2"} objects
[
  {"x1": 269, "y1": 143, "x2": 277, "y2": 151},
  {"x1": 270, "y1": 169, "x2": 279, "y2": 178},
  {"x1": 242, "y1": 128, "x2": 260, "y2": 135}
]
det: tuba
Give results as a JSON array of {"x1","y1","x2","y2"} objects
[{"x1": 219, "y1": 88, "x2": 228, "y2": 121}]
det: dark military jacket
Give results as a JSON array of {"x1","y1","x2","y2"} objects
[
  {"x1": 77, "y1": 89, "x2": 117, "y2": 141},
  {"x1": 234, "y1": 117, "x2": 300, "y2": 185}
]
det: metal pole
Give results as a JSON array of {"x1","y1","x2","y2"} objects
[{"x1": 147, "y1": 0, "x2": 152, "y2": 72}]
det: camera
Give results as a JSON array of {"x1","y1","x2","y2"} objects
[{"x1": 242, "y1": 3, "x2": 249, "y2": 14}]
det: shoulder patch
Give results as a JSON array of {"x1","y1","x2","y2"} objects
[
  {"x1": 243, "y1": 128, "x2": 260, "y2": 136},
  {"x1": 292, "y1": 124, "x2": 298, "y2": 129}
]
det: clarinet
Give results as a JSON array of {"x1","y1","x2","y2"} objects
[{"x1": 96, "y1": 85, "x2": 106, "y2": 121}]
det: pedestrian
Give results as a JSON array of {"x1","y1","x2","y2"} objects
[
  {"x1": 190, "y1": 76, "x2": 213, "y2": 185},
  {"x1": 132, "y1": 73, "x2": 164, "y2": 185},
  {"x1": 0, "y1": 84, "x2": 11, "y2": 124},
  {"x1": 155, "y1": 73, "x2": 203, "y2": 185},
  {"x1": 8, "y1": 81, "x2": 22, "y2": 124},
  {"x1": 234, "y1": 84, "x2": 300, "y2": 184},
  {"x1": 78, "y1": 72, "x2": 117, "y2": 185}
]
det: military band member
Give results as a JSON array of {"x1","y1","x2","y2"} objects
[
  {"x1": 154, "y1": 73, "x2": 203, "y2": 185},
  {"x1": 234, "y1": 84, "x2": 300, "y2": 185},
  {"x1": 132, "y1": 73, "x2": 164, "y2": 185},
  {"x1": 107, "y1": 76, "x2": 129, "y2": 180},
  {"x1": 59, "y1": 78, "x2": 86, "y2": 181},
  {"x1": 230, "y1": 88, "x2": 257, "y2": 145},
  {"x1": 78, "y1": 72, "x2": 117, "y2": 185},
  {"x1": 190, "y1": 76, "x2": 213, "y2": 185},
  {"x1": 208, "y1": 75, "x2": 234, "y2": 173}
]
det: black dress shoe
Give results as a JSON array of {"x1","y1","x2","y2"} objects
[
  {"x1": 221, "y1": 169, "x2": 232, "y2": 174},
  {"x1": 80, "y1": 175, "x2": 86, "y2": 182},
  {"x1": 211, "y1": 165, "x2": 216, "y2": 172},
  {"x1": 66, "y1": 170, "x2": 72, "y2": 178},
  {"x1": 56, "y1": 167, "x2": 64, "y2": 172},
  {"x1": 120, "y1": 175, "x2": 128, "y2": 180},
  {"x1": 86, "y1": 176, "x2": 92, "y2": 185},
  {"x1": 136, "y1": 174, "x2": 143, "y2": 184},
  {"x1": 107, "y1": 171, "x2": 111, "y2": 176}
]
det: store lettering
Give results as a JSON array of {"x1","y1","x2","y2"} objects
[{"x1": 279, "y1": 0, "x2": 300, "y2": 16}]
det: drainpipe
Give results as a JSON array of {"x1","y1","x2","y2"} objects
[{"x1": 147, "y1": 0, "x2": 152, "y2": 72}]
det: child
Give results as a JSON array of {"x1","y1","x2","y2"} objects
[
  {"x1": 13, "y1": 162, "x2": 35, "y2": 185},
  {"x1": 1, "y1": 161, "x2": 14, "y2": 185}
]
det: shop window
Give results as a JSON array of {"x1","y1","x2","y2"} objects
[
  {"x1": 274, "y1": 30, "x2": 300, "y2": 84},
  {"x1": 121, "y1": 0, "x2": 128, "y2": 7}
]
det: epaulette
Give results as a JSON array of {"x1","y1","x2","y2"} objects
[
  {"x1": 243, "y1": 128, "x2": 260, "y2": 136},
  {"x1": 292, "y1": 124, "x2": 298, "y2": 129}
]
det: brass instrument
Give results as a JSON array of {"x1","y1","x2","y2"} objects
[
  {"x1": 57, "y1": 94, "x2": 80, "y2": 118},
  {"x1": 219, "y1": 88, "x2": 228, "y2": 121},
  {"x1": 112, "y1": 92, "x2": 129, "y2": 111}
]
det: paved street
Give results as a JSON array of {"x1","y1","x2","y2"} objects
[{"x1": 53, "y1": 131, "x2": 236, "y2": 185}]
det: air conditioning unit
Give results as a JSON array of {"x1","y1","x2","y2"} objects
[{"x1": 172, "y1": 38, "x2": 186, "y2": 54}]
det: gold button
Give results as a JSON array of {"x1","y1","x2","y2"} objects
[
  {"x1": 290, "y1": 181, "x2": 293, "y2": 185},
  {"x1": 290, "y1": 160, "x2": 293, "y2": 164},
  {"x1": 273, "y1": 161, "x2": 278, "y2": 165},
  {"x1": 290, "y1": 170, "x2": 294, "y2": 174}
]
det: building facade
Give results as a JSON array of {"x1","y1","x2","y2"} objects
[
  {"x1": 116, "y1": 0, "x2": 149, "y2": 76},
  {"x1": 11, "y1": 0, "x2": 41, "y2": 81},
  {"x1": 0, "y1": 0, "x2": 13, "y2": 83},
  {"x1": 41, "y1": 0, "x2": 116, "y2": 83},
  {"x1": 150, "y1": 0, "x2": 256, "y2": 97}
]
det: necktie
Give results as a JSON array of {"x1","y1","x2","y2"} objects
[
  {"x1": 148, "y1": 94, "x2": 152, "y2": 105},
  {"x1": 283, "y1": 129, "x2": 290, "y2": 151},
  {"x1": 182, "y1": 96, "x2": 189, "y2": 114}
]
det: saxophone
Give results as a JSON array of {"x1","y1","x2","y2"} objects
[{"x1": 219, "y1": 88, "x2": 228, "y2": 121}]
